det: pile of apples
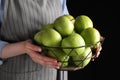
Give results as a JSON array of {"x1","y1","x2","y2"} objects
[{"x1": 34, "y1": 14, "x2": 101, "y2": 69}]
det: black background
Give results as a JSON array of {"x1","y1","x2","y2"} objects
[{"x1": 66, "y1": 0, "x2": 119, "y2": 80}]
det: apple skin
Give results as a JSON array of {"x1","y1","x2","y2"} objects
[
  {"x1": 34, "y1": 28, "x2": 62, "y2": 47},
  {"x1": 61, "y1": 32, "x2": 85, "y2": 57},
  {"x1": 40, "y1": 23, "x2": 54, "y2": 31},
  {"x1": 34, "y1": 31, "x2": 43, "y2": 45},
  {"x1": 74, "y1": 15, "x2": 93, "y2": 34},
  {"x1": 80, "y1": 27, "x2": 101, "y2": 48},
  {"x1": 72, "y1": 47, "x2": 92, "y2": 68},
  {"x1": 63, "y1": 14, "x2": 75, "y2": 24},
  {"x1": 34, "y1": 24, "x2": 54, "y2": 45},
  {"x1": 54, "y1": 15, "x2": 74, "y2": 37},
  {"x1": 47, "y1": 48, "x2": 70, "y2": 68}
]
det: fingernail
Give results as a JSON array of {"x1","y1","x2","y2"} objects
[
  {"x1": 56, "y1": 66, "x2": 60, "y2": 69},
  {"x1": 38, "y1": 48, "x2": 42, "y2": 52}
]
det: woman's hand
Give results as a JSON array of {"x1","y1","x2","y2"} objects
[
  {"x1": 25, "y1": 40, "x2": 61, "y2": 69},
  {"x1": 91, "y1": 44, "x2": 102, "y2": 61},
  {"x1": 91, "y1": 36, "x2": 104, "y2": 61},
  {"x1": 1, "y1": 39, "x2": 61, "y2": 69}
]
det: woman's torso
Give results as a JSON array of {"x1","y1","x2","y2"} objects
[{"x1": 0, "y1": 0, "x2": 62, "y2": 80}]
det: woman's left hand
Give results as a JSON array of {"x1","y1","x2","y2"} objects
[{"x1": 91, "y1": 36, "x2": 104, "y2": 61}]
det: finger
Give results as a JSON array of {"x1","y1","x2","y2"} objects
[
  {"x1": 27, "y1": 47, "x2": 61, "y2": 68},
  {"x1": 96, "y1": 51, "x2": 100, "y2": 58},
  {"x1": 28, "y1": 51, "x2": 61, "y2": 68},
  {"x1": 43, "y1": 61, "x2": 61, "y2": 69},
  {"x1": 44, "y1": 64, "x2": 60, "y2": 69},
  {"x1": 96, "y1": 45, "x2": 102, "y2": 57},
  {"x1": 38, "y1": 54, "x2": 58, "y2": 63},
  {"x1": 98, "y1": 44, "x2": 102, "y2": 51},
  {"x1": 26, "y1": 41, "x2": 42, "y2": 52},
  {"x1": 100, "y1": 36, "x2": 104, "y2": 41},
  {"x1": 91, "y1": 58, "x2": 95, "y2": 61},
  {"x1": 35, "y1": 57, "x2": 61, "y2": 69}
]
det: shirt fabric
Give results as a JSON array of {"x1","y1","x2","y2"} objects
[{"x1": 0, "y1": 0, "x2": 69, "y2": 65}]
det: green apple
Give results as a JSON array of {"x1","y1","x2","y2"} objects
[
  {"x1": 54, "y1": 15, "x2": 74, "y2": 36},
  {"x1": 61, "y1": 32, "x2": 85, "y2": 56},
  {"x1": 63, "y1": 14, "x2": 75, "y2": 24},
  {"x1": 74, "y1": 15, "x2": 93, "y2": 34},
  {"x1": 40, "y1": 23, "x2": 54, "y2": 31},
  {"x1": 47, "y1": 48, "x2": 70, "y2": 68},
  {"x1": 34, "y1": 31, "x2": 43, "y2": 45},
  {"x1": 72, "y1": 47, "x2": 92, "y2": 68},
  {"x1": 37, "y1": 28, "x2": 62, "y2": 47},
  {"x1": 80, "y1": 27, "x2": 101, "y2": 48}
]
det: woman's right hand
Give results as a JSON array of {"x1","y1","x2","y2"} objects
[
  {"x1": 24, "y1": 40, "x2": 61, "y2": 69},
  {"x1": 1, "y1": 39, "x2": 61, "y2": 69}
]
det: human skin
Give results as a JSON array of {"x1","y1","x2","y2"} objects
[{"x1": 0, "y1": 39, "x2": 61, "y2": 69}]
